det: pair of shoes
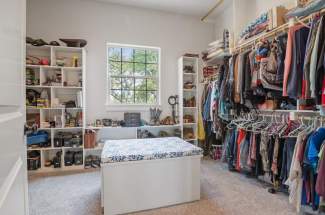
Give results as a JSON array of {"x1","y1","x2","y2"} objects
[
  {"x1": 85, "y1": 155, "x2": 101, "y2": 169},
  {"x1": 26, "y1": 37, "x2": 60, "y2": 46}
]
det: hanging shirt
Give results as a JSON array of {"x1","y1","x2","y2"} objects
[
  {"x1": 308, "y1": 127, "x2": 325, "y2": 171},
  {"x1": 316, "y1": 144, "x2": 325, "y2": 197},
  {"x1": 285, "y1": 131, "x2": 306, "y2": 212},
  {"x1": 310, "y1": 17, "x2": 324, "y2": 98},
  {"x1": 283, "y1": 24, "x2": 304, "y2": 96}
]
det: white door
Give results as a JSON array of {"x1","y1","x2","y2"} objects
[{"x1": 0, "y1": 0, "x2": 28, "y2": 215}]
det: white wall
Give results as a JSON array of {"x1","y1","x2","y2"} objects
[
  {"x1": 255, "y1": 0, "x2": 296, "y2": 16},
  {"x1": 214, "y1": 0, "x2": 296, "y2": 43},
  {"x1": 27, "y1": 0, "x2": 215, "y2": 124}
]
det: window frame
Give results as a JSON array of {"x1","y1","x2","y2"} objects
[{"x1": 106, "y1": 43, "x2": 161, "y2": 108}]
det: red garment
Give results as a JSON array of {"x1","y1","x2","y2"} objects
[
  {"x1": 283, "y1": 25, "x2": 304, "y2": 96},
  {"x1": 298, "y1": 134, "x2": 308, "y2": 164},
  {"x1": 236, "y1": 129, "x2": 246, "y2": 171}
]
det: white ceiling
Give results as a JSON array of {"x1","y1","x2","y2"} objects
[{"x1": 96, "y1": 0, "x2": 232, "y2": 19}]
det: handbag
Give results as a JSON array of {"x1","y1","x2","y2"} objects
[{"x1": 260, "y1": 42, "x2": 282, "y2": 86}]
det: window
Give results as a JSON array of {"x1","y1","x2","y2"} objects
[{"x1": 107, "y1": 43, "x2": 160, "y2": 106}]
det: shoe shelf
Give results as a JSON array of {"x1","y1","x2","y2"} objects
[
  {"x1": 178, "y1": 56, "x2": 199, "y2": 146},
  {"x1": 26, "y1": 44, "x2": 87, "y2": 174}
]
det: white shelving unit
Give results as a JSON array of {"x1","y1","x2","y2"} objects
[
  {"x1": 178, "y1": 56, "x2": 199, "y2": 145},
  {"x1": 25, "y1": 44, "x2": 86, "y2": 173},
  {"x1": 84, "y1": 124, "x2": 182, "y2": 150}
]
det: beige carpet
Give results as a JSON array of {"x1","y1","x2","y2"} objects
[{"x1": 28, "y1": 158, "x2": 296, "y2": 215}]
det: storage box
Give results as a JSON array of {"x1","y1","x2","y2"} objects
[{"x1": 268, "y1": 6, "x2": 288, "y2": 30}]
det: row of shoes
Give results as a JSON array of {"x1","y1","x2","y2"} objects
[{"x1": 85, "y1": 155, "x2": 101, "y2": 169}]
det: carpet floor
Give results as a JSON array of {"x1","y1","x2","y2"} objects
[{"x1": 28, "y1": 158, "x2": 296, "y2": 215}]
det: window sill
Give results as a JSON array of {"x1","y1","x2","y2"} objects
[{"x1": 105, "y1": 104, "x2": 161, "y2": 112}]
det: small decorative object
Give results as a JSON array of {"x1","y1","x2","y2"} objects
[
  {"x1": 168, "y1": 95, "x2": 178, "y2": 124},
  {"x1": 149, "y1": 108, "x2": 162, "y2": 125},
  {"x1": 173, "y1": 129, "x2": 182, "y2": 137},
  {"x1": 31, "y1": 39, "x2": 48, "y2": 47},
  {"x1": 56, "y1": 57, "x2": 66, "y2": 66},
  {"x1": 184, "y1": 97, "x2": 196, "y2": 107},
  {"x1": 72, "y1": 56, "x2": 79, "y2": 67},
  {"x1": 137, "y1": 130, "x2": 155, "y2": 139},
  {"x1": 95, "y1": 119, "x2": 102, "y2": 127},
  {"x1": 184, "y1": 81, "x2": 196, "y2": 89},
  {"x1": 40, "y1": 58, "x2": 50, "y2": 66},
  {"x1": 184, "y1": 65, "x2": 194, "y2": 73},
  {"x1": 59, "y1": 38, "x2": 87, "y2": 47},
  {"x1": 160, "y1": 116, "x2": 174, "y2": 125},
  {"x1": 50, "y1": 121, "x2": 56, "y2": 128},
  {"x1": 102, "y1": 119, "x2": 112, "y2": 127},
  {"x1": 158, "y1": 131, "x2": 170, "y2": 137},
  {"x1": 26, "y1": 37, "x2": 34, "y2": 44},
  {"x1": 111, "y1": 120, "x2": 119, "y2": 127},
  {"x1": 49, "y1": 41, "x2": 60, "y2": 46},
  {"x1": 183, "y1": 127, "x2": 195, "y2": 139},
  {"x1": 40, "y1": 90, "x2": 50, "y2": 108},
  {"x1": 26, "y1": 68, "x2": 40, "y2": 86},
  {"x1": 44, "y1": 160, "x2": 52, "y2": 167},
  {"x1": 26, "y1": 56, "x2": 41, "y2": 65},
  {"x1": 183, "y1": 114, "x2": 195, "y2": 123}
]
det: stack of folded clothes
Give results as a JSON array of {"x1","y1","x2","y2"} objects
[
  {"x1": 239, "y1": 12, "x2": 269, "y2": 44},
  {"x1": 286, "y1": 0, "x2": 325, "y2": 18},
  {"x1": 202, "y1": 29, "x2": 231, "y2": 62}
]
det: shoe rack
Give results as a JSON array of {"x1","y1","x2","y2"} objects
[{"x1": 178, "y1": 56, "x2": 199, "y2": 145}]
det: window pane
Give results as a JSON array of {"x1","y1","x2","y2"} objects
[
  {"x1": 146, "y1": 50, "x2": 158, "y2": 63},
  {"x1": 134, "y1": 49, "x2": 146, "y2": 63},
  {"x1": 146, "y1": 64, "x2": 158, "y2": 76},
  {"x1": 135, "y1": 91, "x2": 146, "y2": 104},
  {"x1": 134, "y1": 63, "x2": 145, "y2": 76},
  {"x1": 122, "y1": 90, "x2": 134, "y2": 103},
  {"x1": 147, "y1": 91, "x2": 157, "y2": 104},
  {"x1": 109, "y1": 61, "x2": 121, "y2": 75},
  {"x1": 122, "y1": 62, "x2": 133, "y2": 76},
  {"x1": 122, "y1": 48, "x2": 134, "y2": 62},
  {"x1": 135, "y1": 78, "x2": 146, "y2": 91},
  {"x1": 147, "y1": 78, "x2": 157, "y2": 91},
  {"x1": 108, "y1": 48, "x2": 121, "y2": 61},
  {"x1": 111, "y1": 78, "x2": 121, "y2": 89},
  {"x1": 110, "y1": 90, "x2": 122, "y2": 103},
  {"x1": 122, "y1": 78, "x2": 134, "y2": 90}
]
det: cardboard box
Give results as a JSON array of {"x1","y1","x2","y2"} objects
[{"x1": 268, "y1": 6, "x2": 289, "y2": 30}]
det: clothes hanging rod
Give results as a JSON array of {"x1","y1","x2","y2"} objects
[
  {"x1": 231, "y1": 8, "x2": 325, "y2": 54},
  {"x1": 201, "y1": 0, "x2": 224, "y2": 22}
]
